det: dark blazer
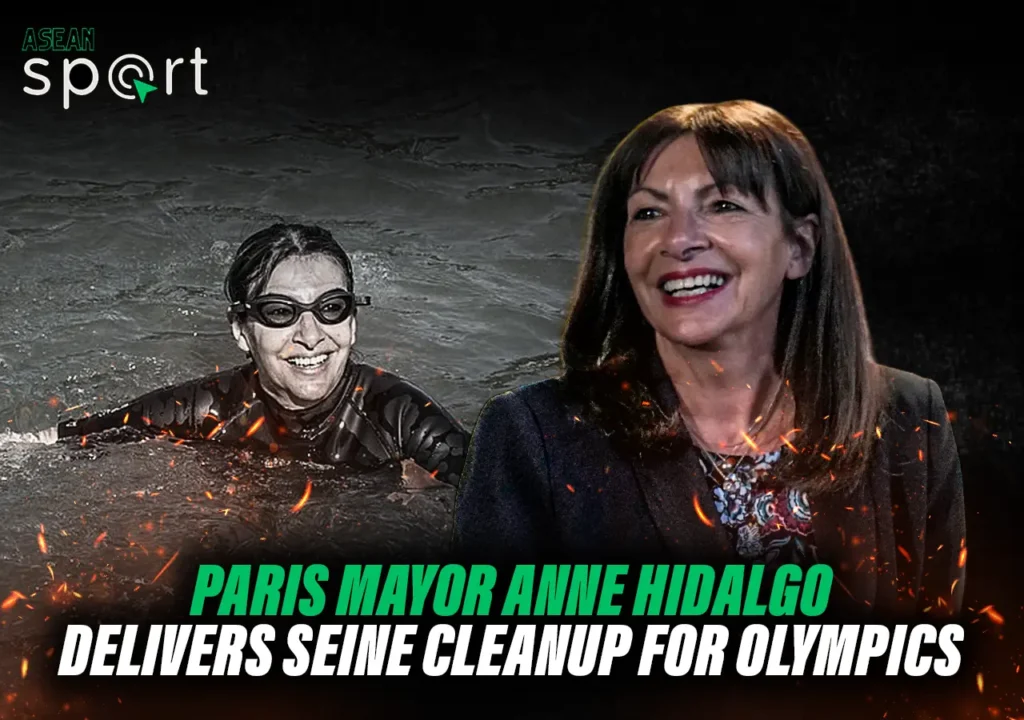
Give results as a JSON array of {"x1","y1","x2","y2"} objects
[{"x1": 453, "y1": 364, "x2": 966, "y2": 618}]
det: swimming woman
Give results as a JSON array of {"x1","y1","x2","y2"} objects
[{"x1": 3, "y1": 224, "x2": 467, "y2": 487}]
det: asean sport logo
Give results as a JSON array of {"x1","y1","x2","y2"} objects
[{"x1": 21, "y1": 27, "x2": 208, "y2": 109}]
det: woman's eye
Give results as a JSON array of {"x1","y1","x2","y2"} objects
[
  {"x1": 266, "y1": 307, "x2": 292, "y2": 319},
  {"x1": 710, "y1": 200, "x2": 743, "y2": 213},
  {"x1": 630, "y1": 207, "x2": 662, "y2": 221}
]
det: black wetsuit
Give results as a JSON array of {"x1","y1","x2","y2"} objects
[{"x1": 57, "y1": 362, "x2": 467, "y2": 486}]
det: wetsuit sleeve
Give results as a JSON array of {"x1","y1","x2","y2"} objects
[
  {"x1": 57, "y1": 375, "x2": 225, "y2": 441},
  {"x1": 919, "y1": 379, "x2": 967, "y2": 616},
  {"x1": 367, "y1": 372, "x2": 469, "y2": 487},
  {"x1": 453, "y1": 391, "x2": 556, "y2": 560}
]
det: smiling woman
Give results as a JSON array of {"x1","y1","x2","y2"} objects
[
  {"x1": 454, "y1": 101, "x2": 967, "y2": 619},
  {"x1": 2, "y1": 224, "x2": 467, "y2": 487}
]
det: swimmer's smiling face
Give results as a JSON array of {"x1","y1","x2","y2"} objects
[{"x1": 231, "y1": 254, "x2": 356, "y2": 410}]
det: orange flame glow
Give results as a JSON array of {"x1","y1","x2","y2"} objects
[
  {"x1": 151, "y1": 550, "x2": 180, "y2": 584},
  {"x1": 693, "y1": 494, "x2": 713, "y2": 527},
  {"x1": 291, "y1": 481, "x2": 312, "y2": 513},
  {"x1": 244, "y1": 416, "x2": 265, "y2": 438}
]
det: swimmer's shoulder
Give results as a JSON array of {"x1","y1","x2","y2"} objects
[{"x1": 347, "y1": 362, "x2": 464, "y2": 427}]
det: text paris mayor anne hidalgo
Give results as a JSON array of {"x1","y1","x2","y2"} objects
[{"x1": 55, "y1": 563, "x2": 965, "y2": 678}]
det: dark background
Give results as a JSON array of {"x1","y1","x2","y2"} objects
[{"x1": 1, "y1": 5, "x2": 1020, "y2": 718}]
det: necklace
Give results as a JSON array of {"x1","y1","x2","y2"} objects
[{"x1": 684, "y1": 378, "x2": 787, "y2": 485}]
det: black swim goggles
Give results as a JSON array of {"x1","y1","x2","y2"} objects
[{"x1": 230, "y1": 289, "x2": 371, "y2": 328}]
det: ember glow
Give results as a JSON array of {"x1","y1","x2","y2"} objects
[
  {"x1": 740, "y1": 432, "x2": 759, "y2": 452},
  {"x1": 2, "y1": 590, "x2": 27, "y2": 611},
  {"x1": 692, "y1": 494, "x2": 713, "y2": 527},
  {"x1": 290, "y1": 480, "x2": 312, "y2": 513},
  {"x1": 244, "y1": 415, "x2": 265, "y2": 438},
  {"x1": 979, "y1": 605, "x2": 1005, "y2": 625},
  {"x1": 151, "y1": 550, "x2": 180, "y2": 584}
]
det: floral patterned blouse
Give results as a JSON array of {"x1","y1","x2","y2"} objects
[{"x1": 698, "y1": 449, "x2": 819, "y2": 568}]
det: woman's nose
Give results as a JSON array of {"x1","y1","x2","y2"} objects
[
  {"x1": 292, "y1": 311, "x2": 324, "y2": 348},
  {"x1": 661, "y1": 208, "x2": 709, "y2": 260}
]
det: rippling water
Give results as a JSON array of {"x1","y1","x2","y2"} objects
[{"x1": 0, "y1": 82, "x2": 622, "y2": 715}]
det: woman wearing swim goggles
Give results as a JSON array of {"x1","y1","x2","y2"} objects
[
  {"x1": 230, "y1": 289, "x2": 371, "y2": 328},
  {"x1": 12, "y1": 224, "x2": 468, "y2": 489}
]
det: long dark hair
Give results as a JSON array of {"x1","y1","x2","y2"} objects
[
  {"x1": 224, "y1": 223, "x2": 355, "y2": 306},
  {"x1": 561, "y1": 101, "x2": 884, "y2": 494}
]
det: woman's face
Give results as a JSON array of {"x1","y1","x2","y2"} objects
[
  {"x1": 623, "y1": 133, "x2": 816, "y2": 350},
  {"x1": 232, "y1": 254, "x2": 356, "y2": 410}
]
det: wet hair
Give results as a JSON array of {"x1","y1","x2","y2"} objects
[
  {"x1": 223, "y1": 223, "x2": 355, "y2": 306},
  {"x1": 561, "y1": 100, "x2": 885, "y2": 495}
]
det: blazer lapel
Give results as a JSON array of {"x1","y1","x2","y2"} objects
[
  {"x1": 630, "y1": 352, "x2": 733, "y2": 560},
  {"x1": 630, "y1": 445, "x2": 734, "y2": 560}
]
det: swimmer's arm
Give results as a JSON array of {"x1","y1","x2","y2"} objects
[
  {"x1": 56, "y1": 382, "x2": 215, "y2": 441},
  {"x1": 389, "y1": 382, "x2": 469, "y2": 488},
  {"x1": 57, "y1": 395, "x2": 153, "y2": 439}
]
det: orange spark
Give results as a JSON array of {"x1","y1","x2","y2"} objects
[
  {"x1": 976, "y1": 672, "x2": 984, "y2": 693},
  {"x1": 710, "y1": 359, "x2": 724, "y2": 373},
  {"x1": 740, "y1": 432, "x2": 759, "y2": 452},
  {"x1": 48, "y1": 396, "x2": 60, "y2": 408},
  {"x1": 693, "y1": 494, "x2": 713, "y2": 527},
  {"x1": 80, "y1": 436, "x2": 87, "y2": 447},
  {"x1": 93, "y1": 531, "x2": 107, "y2": 548},
  {"x1": 875, "y1": 426, "x2": 882, "y2": 438},
  {"x1": 122, "y1": 412, "x2": 130, "y2": 425},
  {"x1": 244, "y1": 416, "x2": 265, "y2": 438},
  {"x1": 979, "y1": 605, "x2": 1005, "y2": 625},
  {"x1": 424, "y1": 401, "x2": 432, "y2": 408},
  {"x1": 897, "y1": 546, "x2": 911, "y2": 562},
  {"x1": 2, "y1": 591, "x2": 27, "y2": 611},
  {"x1": 780, "y1": 435, "x2": 798, "y2": 453},
  {"x1": 820, "y1": 453, "x2": 831, "y2": 461},
  {"x1": 918, "y1": 449, "x2": 924, "y2": 462},
  {"x1": 205, "y1": 421, "x2": 226, "y2": 440},
  {"x1": 947, "y1": 410, "x2": 957, "y2": 422},
  {"x1": 924, "y1": 419, "x2": 940, "y2": 427},
  {"x1": 151, "y1": 550, "x2": 180, "y2": 584},
  {"x1": 951, "y1": 578, "x2": 959, "y2": 596},
  {"x1": 204, "y1": 491, "x2": 213, "y2": 501},
  {"x1": 20, "y1": 658, "x2": 27, "y2": 679},
  {"x1": 37, "y1": 525, "x2": 47, "y2": 555},
  {"x1": 959, "y1": 547, "x2": 968, "y2": 568},
  {"x1": 291, "y1": 481, "x2": 312, "y2": 513},
  {"x1": 851, "y1": 430, "x2": 864, "y2": 439},
  {"x1": 566, "y1": 484, "x2": 575, "y2": 493}
]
